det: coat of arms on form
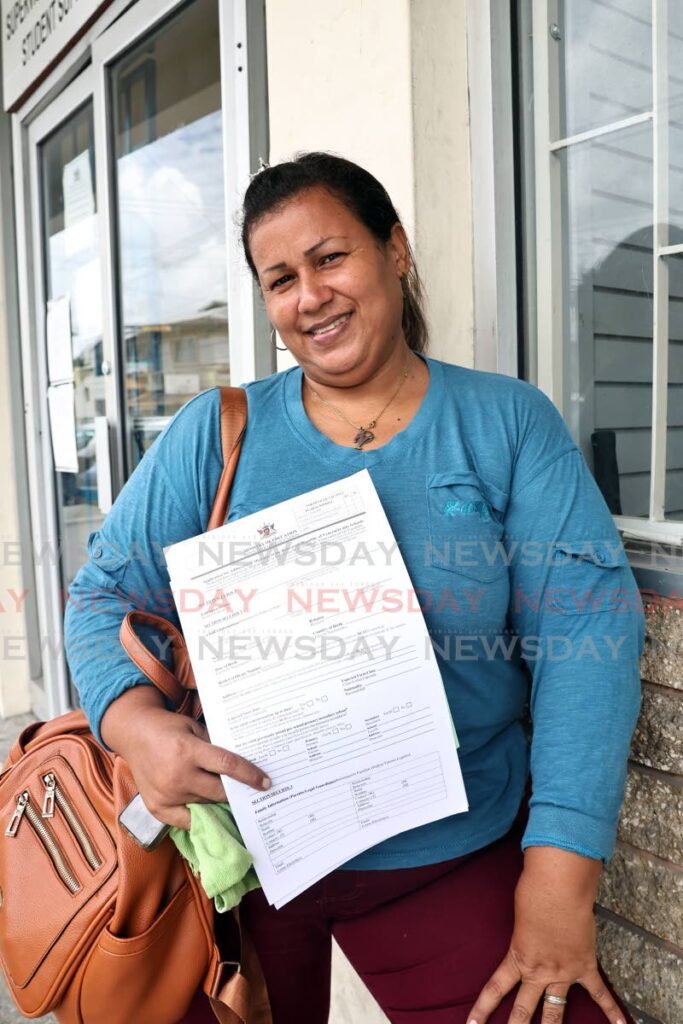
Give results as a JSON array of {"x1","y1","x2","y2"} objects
[{"x1": 257, "y1": 523, "x2": 276, "y2": 538}]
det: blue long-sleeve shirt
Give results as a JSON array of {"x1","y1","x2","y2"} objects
[{"x1": 64, "y1": 354, "x2": 643, "y2": 867}]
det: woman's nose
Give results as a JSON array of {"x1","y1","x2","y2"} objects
[{"x1": 297, "y1": 271, "x2": 333, "y2": 314}]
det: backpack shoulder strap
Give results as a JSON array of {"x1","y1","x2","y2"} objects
[
  {"x1": 207, "y1": 386, "x2": 247, "y2": 531},
  {"x1": 119, "y1": 387, "x2": 247, "y2": 693}
]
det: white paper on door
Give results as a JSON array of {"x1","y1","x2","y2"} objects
[
  {"x1": 46, "y1": 294, "x2": 73, "y2": 385},
  {"x1": 47, "y1": 382, "x2": 79, "y2": 474}
]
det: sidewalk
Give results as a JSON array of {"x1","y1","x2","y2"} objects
[{"x1": 0, "y1": 713, "x2": 385, "y2": 1024}]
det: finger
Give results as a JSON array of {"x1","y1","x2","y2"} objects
[
  {"x1": 466, "y1": 954, "x2": 521, "y2": 1023},
  {"x1": 160, "y1": 805, "x2": 191, "y2": 830},
  {"x1": 193, "y1": 740, "x2": 272, "y2": 792},
  {"x1": 182, "y1": 765, "x2": 233, "y2": 804},
  {"x1": 578, "y1": 970, "x2": 627, "y2": 1024},
  {"x1": 505, "y1": 981, "x2": 545, "y2": 1023},
  {"x1": 540, "y1": 984, "x2": 570, "y2": 1024},
  {"x1": 188, "y1": 719, "x2": 211, "y2": 742}
]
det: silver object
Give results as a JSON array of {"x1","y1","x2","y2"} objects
[
  {"x1": 549, "y1": 22, "x2": 562, "y2": 41},
  {"x1": 544, "y1": 994, "x2": 568, "y2": 1006},
  {"x1": 118, "y1": 792, "x2": 170, "y2": 851}
]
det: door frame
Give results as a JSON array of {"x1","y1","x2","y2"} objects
[
  {"x1": 23, "y1": 68, "x2": 99, "y2": 719},
  {"x1": 12, "y1": 0, "x2": 268, "y2": 719}
]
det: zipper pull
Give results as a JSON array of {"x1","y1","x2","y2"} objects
[
  {"x1": 42, "y1": 773, "x2": 56, "y2": 818},
  {"x1": 5, "y1": 792, "x2": 29, "y2": 837}
]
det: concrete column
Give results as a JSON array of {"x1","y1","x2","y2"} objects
[
  {"x1": 265, "y1": 0, "x2": 476, "y2": 373},
  {"x1": 410, "y1": 0, "x2": 474, "y2": 368}
]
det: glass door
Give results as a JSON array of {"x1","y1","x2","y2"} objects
[
  {"x1": 26, "y1": 65, "x2": 114, "y2": 714},
  {"x1": 39, "y1": 101, "x2": 107, "y2": 590},
  {"x1": 20, "y1": 0, "x2": 263, "y2": 715},
  {"x1": 108, "y1": 0, "x2": 229, "y2": 473}
]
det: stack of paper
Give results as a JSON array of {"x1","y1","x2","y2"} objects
[{"x1": 164, "y1": 469, "x2": 467, "y2": 908}]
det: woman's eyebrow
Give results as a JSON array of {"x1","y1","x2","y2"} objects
[
  {"x1": 263, "y1": 236, "x2": 349, "y2": 275},
  {"x1": 304, "y1": 235, "x2": 349, "y2": 257}
]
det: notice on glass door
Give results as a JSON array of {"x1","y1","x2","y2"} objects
[
  {"x1": 47, "y1": 382, "x2": 78, "y2": 474},
  {"x1": 164, "y1": 469, "x2": 467, "y2": 908},
  {"x1": 63, "y1": 150, "x2": 95, "y2": 227},
  {"x1": 46, "y1": 294, "x2": 73, "y2": 385}
]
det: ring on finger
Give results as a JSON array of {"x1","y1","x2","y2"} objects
[{"x1": 544, "y1": 993, "x2": 568, "y2": 1006}]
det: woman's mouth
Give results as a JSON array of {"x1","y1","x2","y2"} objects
[{"x1": 306, "y1": 312, "x2": 352, "y2": 341}]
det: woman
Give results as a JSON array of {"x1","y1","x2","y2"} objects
[{"x1": 64, "y1": 153, "x2": 643, "y2": 1024}]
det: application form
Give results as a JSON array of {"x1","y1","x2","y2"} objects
[{"x1": 164, "y1": 469, "x2": 467, "y2": 907}]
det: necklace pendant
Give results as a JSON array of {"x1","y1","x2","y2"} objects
[{"x1": 354, "y1": 427, "x2": 375, "y2": 449}]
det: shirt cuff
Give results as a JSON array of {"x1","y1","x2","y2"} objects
[{"x1": 521, "y1": 802, "x2": 618, "y2": 863}]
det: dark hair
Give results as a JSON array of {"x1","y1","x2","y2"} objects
[{"x1": 241, "y1": 152, "x2": 428, "y2": 353}]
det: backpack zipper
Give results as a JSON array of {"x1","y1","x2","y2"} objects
[
  {"x1": 41, "y1": 773, "x2": 102, "y2": 871},
  {"x1": 5, "y1": 792, "x2": 28, "y2": 837},
  {"x1": 5, "y1": 791, "x2": 81, "y2": 894}
]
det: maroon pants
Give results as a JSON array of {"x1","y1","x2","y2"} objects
[{"x1": 183, "y1": 810, "x2": 634, "y2": 1024}]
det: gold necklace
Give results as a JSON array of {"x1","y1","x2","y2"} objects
[{"x1": 305, "y1": 356, "x2": 412, "y2": 450}]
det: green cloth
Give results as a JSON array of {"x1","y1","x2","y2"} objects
[{"x1": 170, "y1": 803, "x2": 260, "y2": 912}]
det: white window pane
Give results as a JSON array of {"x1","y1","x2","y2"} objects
[
  {"x1": 664, "y1": 254, "x2": 683, "y2": 519},
  {"x1": 667, "y1": 2, "x2": 683, "y2": 237},
  {"x1": 110, "y1": 0, "x2": 228, "y2": 471},
  {"x1": 560, "y1": 122, "x2": 653, "y2": 517},
  {"x1": 554, "y1": 0, "x2": 652, "y2": 141},
  {"x1": 40, "y1": 103, "x2": 106, "y2": 587}
]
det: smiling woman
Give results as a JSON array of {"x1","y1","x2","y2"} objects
[
  {"x1": 249, "y1": 186, "x2": 408, "y2": 369},
  {"x1": 240, "y1": 153, "x2": 431, "y2": 452},
  {"x1": 64, "y1": 152, "x2": 643, "y2": 1024}
]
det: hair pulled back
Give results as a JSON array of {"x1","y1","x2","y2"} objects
[{"x1": 241, "y1": 152, "x2": 428, "y2": 354}]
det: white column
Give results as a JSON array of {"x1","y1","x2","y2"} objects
[
  {"x1": 411, "y1": 0, "x2": 475, "y2": 368},
  {"x1": 0, "y1": 108, "x2": 32, "y2": 717},
  {"x1": 265, "y1": 0, "x2": 476, "y2": 370}
]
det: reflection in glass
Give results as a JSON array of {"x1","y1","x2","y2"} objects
[
  {"x1": 667, "y1": 0, "x2": 683, "y2": 237},
  {"x1": 40, "y1": 102, "x2": 104, "y2": 594},
  {"x1": 560, "y1": 123, "x2": 653, "y2": 516},
  {"x1": 664, "y1": 255, "x2": 683, "y2": 519},
  {"x1": 110, "y1": 0, "x2": 228, "y2": 472},
  {"x1": 554, "y1": 0, "x2": 652, "y2": 141}
]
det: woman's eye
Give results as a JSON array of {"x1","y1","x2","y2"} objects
[
  {"x1": 320, "y1": 252, "x2": 345, "y2": 265},
  {"x1": 270, "y1": 274, "x2": 292, "y2": 290}
]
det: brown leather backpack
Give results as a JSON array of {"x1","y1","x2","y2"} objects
[{"x1": 0, "y1": 388, "x2": 272, "y2": 1024}]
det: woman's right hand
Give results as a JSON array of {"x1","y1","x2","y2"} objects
[{"x1": 100, "y1": 685, "x2": 271, "y2": 830}]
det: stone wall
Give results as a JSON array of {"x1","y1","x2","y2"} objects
[{"x1": 596, "y1": 601, "x2": 683, "y2": 1024}]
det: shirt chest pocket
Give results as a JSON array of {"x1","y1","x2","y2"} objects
[{"x1": 426, "y1": 471, "x2": 509, "y2": 583}]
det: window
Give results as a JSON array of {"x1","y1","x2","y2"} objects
[
  {"x1": 519, "y1": 0, "x2": 683, "y2": 541},
  {"x1": 110, "y1": 0, "x2": 228, "y2": 471}
]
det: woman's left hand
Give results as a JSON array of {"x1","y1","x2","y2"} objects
[{"x1": 466, "y1": 846, "x2": 627, "y2": 1024}]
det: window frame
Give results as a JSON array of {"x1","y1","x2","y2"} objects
[
  {"x1": 466, "y1": 0, "x2": 520, "y2": 377},
  {"x1": 530, "y1": 0, "x2": 683, "y2": 543}
]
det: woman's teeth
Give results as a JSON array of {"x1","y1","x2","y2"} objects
[{"x1": 309, "y1": 313, "x2": 351, "y2": 336}]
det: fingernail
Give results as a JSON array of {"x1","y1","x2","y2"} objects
[{"x1": 261, "y1": 776, "x2": 272, "y2": 790}]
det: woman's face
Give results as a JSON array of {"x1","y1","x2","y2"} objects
[{"x1": 248, "y1": 186, "x2": 410, "y2": 386}]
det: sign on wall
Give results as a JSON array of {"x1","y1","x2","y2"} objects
[{"x1": 2, "y1": 0, "x2": 110, "y2": 110}]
